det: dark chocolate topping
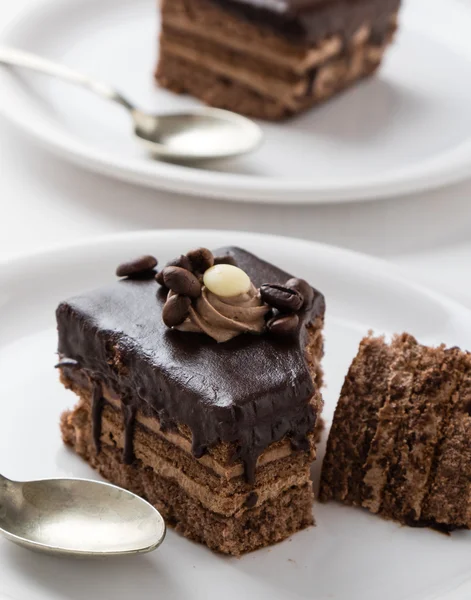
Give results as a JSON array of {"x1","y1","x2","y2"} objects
[
  {"x1": 209, "y1": 0, "x2": 400, "y2": 45},
  {"x1": 56, "y1": 247, "x2": 325, "y2": 481}
]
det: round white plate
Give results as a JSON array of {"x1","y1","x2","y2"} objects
[
  {"x1": 1, "y1": 230, "x2": 471, "y2": 600},
  {"x1": 1, "y1": 0, "x2": 471, "y2": 203}
]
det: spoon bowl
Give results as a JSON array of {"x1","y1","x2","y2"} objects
[
  {"x1": 133, "y1": 107, "x2": 263, "y2": 161},
  {"x1": 0, "y1": 474, "x2": 166, "y2": 557}
]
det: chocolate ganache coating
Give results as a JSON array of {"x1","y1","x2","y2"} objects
[
  {"x1": 209, "y1": 0, "x2": 401, "y2": 45},
  {"x1": 56, "y1": 247, "x2": 325, "y2": 482}
]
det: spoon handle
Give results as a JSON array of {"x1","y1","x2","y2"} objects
[{"x1": 0, "y1": 46, "x2": 136, "y2": 112}]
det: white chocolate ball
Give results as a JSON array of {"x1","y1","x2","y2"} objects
[{"x1": 203, "y1": 264, "x2": 251, "y2": 298}]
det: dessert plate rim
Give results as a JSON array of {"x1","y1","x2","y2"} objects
[
  {"x1": 1, "y1": 229, "x2": 471, "y2": 600},
  {"x1": 1, "y1": 0, "x2": 471, "y2": 204}
]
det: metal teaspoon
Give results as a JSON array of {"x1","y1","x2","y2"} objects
[
  {"x1": 0, "y1": 46, "x2": 263, "y2": 162},
  {"x1": 0, "y1": 473, "x2": 166, "y2": 557}
]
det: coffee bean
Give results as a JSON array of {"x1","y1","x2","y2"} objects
[
  {"x1": 162, "y1": 294, "x2": 191, "y2": 327},
  {"x1": 155, "y1": 270, "x2": 165, "y2": 286},
  {"x1": 260, "y1": 284, "x2": 303, "y2": 313},
  {"x1": 166, "y1": 254, "x2": 193, "y2": 272},
  {"x1": 156, "y1": 255, "x2": 193, "y2": 286},
  {"x1": 116, "y1": 255, "x2": 158, "y2": 278},
  {"x1": 186, "y1": 247, "x2": 214, "y2": 274},
  {"x1": 213, "y1": 255, "x2": 237, "y2": 267},
  {"x1": 163, "y1": 266, "x2": 201, "y2": 298},
  {"x1": 267, "y1": 313, "x2": 299, "y2": 336},
  {"x1": 285, "y1": 277, "x2": 312, "y2": 307},
  {"x1": 127, "y1": 269, "x2": 157, "y2": 280}
]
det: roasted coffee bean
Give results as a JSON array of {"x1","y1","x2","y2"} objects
[
  {"x1": 162, "y1": 294, "x2": 191, "y2": 327},
  {"x1": 163, "y1": 266, "x2": 201, "y2": 298},
  {"x1": 260, "y1": 284, "x2": 303, "y2": 313},
  {"x1": 156, "y1": 255, "x2": 193, "y2": 287},
  {"x1": 166, "y1": 254, "x2": 193, "y2": 272},
  {"x1": 267, "y1": 313, "x2": 299, "y2": 336},
  {"x1": 186, "y1": 247, "x2": 214, "y2": 273},
  {"x1": 285, "y1": 277, "x2": 312, "y2": 307},
  {"x1": 128, "y1": 269, "x2": 157, "y2": 280},
  {"x1": 213, "y1": 255, "x2": 237, "y2": 267},
  {"x1": 116, "y1": 255, "x2": 158, "y2": 278},
  {"x1": 155, "y1": 270, "x2": 165, "y2": 286}
]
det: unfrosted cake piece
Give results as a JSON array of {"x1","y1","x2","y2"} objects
[
  {"x1": 156, "y1": 0, "x2": 401, "y2": 120},
  {"x1": 57, "y1": 246, "x2": 325, "y2": 555},
  {"x1": 320, "y1": 333, "x2": 471, "y2": 531}
]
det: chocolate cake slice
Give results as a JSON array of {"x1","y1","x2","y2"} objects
[
  {"x1": 156, "y1": 0, "x2": 401, "y2": 120},
  {"x1": 57, "y1": 246, "x2": 325, "y2": 555},
  {"x1": 320, "y1": 333, "x2": 471, "y2": 530}
]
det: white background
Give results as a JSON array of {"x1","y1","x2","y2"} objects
[{"x1": 1, "y1": 0, "x2": 471, "y2": 308}]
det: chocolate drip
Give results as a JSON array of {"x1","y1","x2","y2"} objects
[
  {"x1": 123, "y1": 404, "x2": 136, "y2": 464},
  {"x1": 305, "y1": 67, "x2": 318, "y2": 97},
  {"x1": 244, "y1": 491, "x2": 258, "y2": 508},
  {"x1": 56, "y1": 247, "x2": 325, "y2": 481},
  {"x1": 191, "y1": 438, "x2": 207, "y2": 459},
  {"x1": 290, "y1": 434, "x2": 311, "y2": 452},
  {"x1": 244, "y1": 456, "x2": 257, "y2": 486},
  {"x1": 91, "y1": 381, "x2": 104, "y2": 452}
]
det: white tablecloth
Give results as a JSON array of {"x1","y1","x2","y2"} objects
[{"x1": 2, "y1": 0, "x2": 471, "y2": 309}]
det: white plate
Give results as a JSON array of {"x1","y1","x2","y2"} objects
[
  {"x1": 1, "y1": 230, "x2": 470, "y2": 600},
  {"x1": 1, "y1": 0, "x2": 471, "y2": 204}
]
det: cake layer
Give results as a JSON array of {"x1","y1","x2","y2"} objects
[
  {"x1": 57, "y1": 247, "x2": 325, "y2": 482},
  {"x1": 161, "y1": 12, "x2": 344, "y2": 74},
  {"x1": 61, "y1": 367, "x2": 317, "y2": 479},
  {"x1": 159, "y1": 22, "x2": 388, "y2": 105},
  {"x1": 163, "y1": 0, "x2": 401, "y2": 47},
  {"x1": 61, "y1": 374, "x2": 315, "y2": 516},
  {"x1": 61, "y1": 400, "x2": 314, "y2": 555},
  {"x1": 320, "y1": 334, "x2": 471, "y2": 530},
  {"x1": 156, "y1": 42, "x2": 385, "y2": 120}
]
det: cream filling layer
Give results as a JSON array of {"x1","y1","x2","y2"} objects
[
  {"x1": 160, "y1": 30, "x2": 391, "y2": 107},
  {"x1": 162, "y1": 11, "x2": 398, "y2": 75},
  {"x1": 162, "y1": 16, "x2": 343, "y2": 74},
  {"x1": 105, "y1": 391, "x2": 296, "y2": 478},
  {"x1": 96, "y1": 403, "x2": 311, "y2": 517},
  {"x1": 72, "y1": 378, "x2": 300, "y2": 480}
]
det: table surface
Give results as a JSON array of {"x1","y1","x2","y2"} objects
[{"x1": 2, "y1": 0, "x2": 471, "y2": 309}]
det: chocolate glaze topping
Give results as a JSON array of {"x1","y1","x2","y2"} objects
[
  {"x1": 209, "y1": 0, "x2": 401, "y2": 45},
  {"x1": 57, "y1": 247, "x2": 325, "y2": 482},
  {"x1": 123, "y1": 404, "x2": 137, "y2": 465}
]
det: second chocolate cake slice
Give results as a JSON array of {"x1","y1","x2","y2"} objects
[
  {"x1": 58, "y1": 246, "x2": 325, "y2": 555},
  {"x1": 320, "y1": 333, "x2": 471, "y2": 530},
  {"x1": 156, "y1": 0, "x2": 401, "y2": 119}
]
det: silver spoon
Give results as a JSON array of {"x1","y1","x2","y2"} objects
[
  {"x1": 0, "y1": 46, "x2": 263, "y2": 162},
  {"x1": 0, "y1": 473, "x2": 166, "y2": 557}
]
